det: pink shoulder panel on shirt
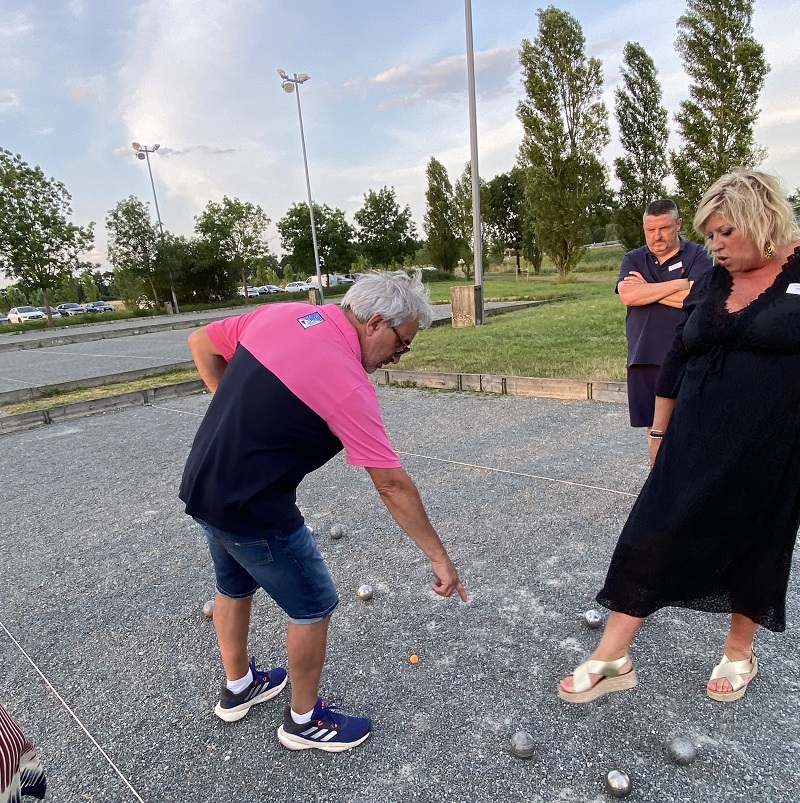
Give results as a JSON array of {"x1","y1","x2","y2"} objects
[{"x1": 206, "y1": 304, "x2": 401, "y2": 469}]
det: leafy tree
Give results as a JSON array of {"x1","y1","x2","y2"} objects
[
  {"x1": 79, "y1": 268, "x2": 100, "y2": 302},
  {"x1": 106, "y1": 196, "x2": 162, "y2": 309},
  {"x1": 485, "y1": 169, "x2": 526, "y2": 275},
  {"x1": 253, "y1": 253, "x2": 281, "y2": 287},
  {"x1": 0, "y1": 149, "x2": 94, "y2": 324},
  {"x1": 195, "y1": 196, "x2": 272, "y2": 299},
  {"x1": 54, "y1": 273, "x2": 81, "y2": 305},
  {"x1": 614, "y1": 42, "x2": 670, "y2": 251},
  {"x1": 788, "y1": 188, "x2": 800, "y2": 217},
  {"x1": 672, "y1": 0, "x2": 769, "y2": 223},
  {"x1": 354, "y1": 186, "x2": 417, "y2": 269},
  {"x1": 423, "y1": 157, "x2": 460, "y2": 273},
  {"x1": 453, "y1": 163, "x2": 490, "y2": 279},
  {"x1": 159, "y1": 234, "x2": 229, "y2": 305},
  {"x1": 277, "y1": 202, "x2": 357, "y2": 279},
  {"x1": 517, "y1": 6, "x2": 610, "y2": 280}
]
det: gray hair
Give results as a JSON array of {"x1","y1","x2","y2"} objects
[
  {"x1": 644, "y1": 199, "x2": 680, "y2": 221},
  {"x1": 694, "y1": 170, "x2": 800, "y2": 253},
  {"x1": 341, "y1": 270, "x2": 434, "y2": 328}
]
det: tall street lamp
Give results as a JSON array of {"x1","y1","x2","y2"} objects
[
  {"x1": 464, "y1": 0, "x2": 485, "y2": 325},
  {"x1": 277, "y1": 69, "x2": 324, "y2": 302},
  {"x1": 131, "y1": 142, "x2": 180, "y2": 314}
]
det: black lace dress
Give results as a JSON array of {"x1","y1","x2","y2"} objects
[{"x1": 597, "y1": 248, "x2": 800, "y2": 632}]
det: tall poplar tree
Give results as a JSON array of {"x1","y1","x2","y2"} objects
[
  {"x1": 517, "y1": 6, "x2": 610, "y2": 280},
  {"x1": 614, "y1": 42, "x2": 670, "y2": 251},
  {"x1": 453, "y1": 162, "x2": 489, "y2": 278},
  {"x1": 672, "y1": 0, "x2": 769, "y2": 222},
  {"x1": 423, "y1": 157, "x2": 459, "y2": 273}
]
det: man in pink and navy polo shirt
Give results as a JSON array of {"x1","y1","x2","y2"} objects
[{"x1": 180, "y1": 271, "x2": 466, "y2": 752}]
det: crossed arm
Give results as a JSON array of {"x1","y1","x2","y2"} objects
[{"x1": 618, "y1": 271, "x2": 691, "y2": 309}]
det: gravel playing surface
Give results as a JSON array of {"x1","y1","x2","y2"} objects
[{"x1": 2, "y1": 388, "x2": 798, "y2": 802}]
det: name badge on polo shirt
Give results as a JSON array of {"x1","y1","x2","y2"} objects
[
  {"x1": 668, "y1": 261, "x2": 684, "y2": 272},
  {"x1": 786, "y1": 283, "x2": 800, "y2": 295},
  {"x1": 297, "y1": 311, "x2": 325, "y2": 329}
]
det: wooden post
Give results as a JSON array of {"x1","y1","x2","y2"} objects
[{"x1": 450, "y1": 285, "x2": 480, "y2": 328}]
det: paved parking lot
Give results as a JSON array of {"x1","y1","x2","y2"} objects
[{"x1": 2, "y1": 388, "x2": 798, "y2": 802}]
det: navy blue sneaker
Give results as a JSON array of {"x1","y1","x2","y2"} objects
[
  {"x1": 277, "y1": 698, "x2": 371, "y2": 752},
  {"x1": 214, "y1": 656, "x2": 287, "y2": 722}
]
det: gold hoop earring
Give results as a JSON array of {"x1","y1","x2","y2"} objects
[{"x1": 764, "y1": 241, "x2": 775, "y2": 260}]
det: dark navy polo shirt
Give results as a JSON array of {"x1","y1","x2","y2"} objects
[{"x1": 617, "y1": 239, "x2": 712, "y2": 366}]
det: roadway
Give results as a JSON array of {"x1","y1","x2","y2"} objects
[{"x1": 0, "y1": 300, "x2": 536, "y2": 393}]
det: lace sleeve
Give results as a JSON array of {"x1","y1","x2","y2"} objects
[{"x1": 654, "y1": 269, "x2": 715, "y2": 397}]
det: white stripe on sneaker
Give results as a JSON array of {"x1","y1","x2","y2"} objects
[{"x1": 298, "y1": 726, "x2": 338, "y2": 741}]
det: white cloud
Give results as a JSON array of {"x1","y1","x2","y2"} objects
[
  {"x1": 349, "y1": 45, "x2": 519, "y2": 109},
  {"x1": 117, "y1": 0, "x2": 266, "y2": 214},
  {"x1": 0, "y1": 12, "x2": 33, "y2": 37},
  {"x1": 67, "y1": 75, "x2": 106, "y2": 103},
  {"x1": 62, "y1": 1, "x2": 86, "y2": 18},
  {"x1": 0, "y1": 90, "x2": 19, "y2": 110}
]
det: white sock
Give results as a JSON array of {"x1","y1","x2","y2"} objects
[
  {"x1": 290, "y1": 707, "x2": 314, "y2": 725},
  {"x1": 226, "y1": 668, "x2": 253, "y2": 694}
]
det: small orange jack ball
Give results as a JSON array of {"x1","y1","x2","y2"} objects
[{"x1": 409, "y1": 654, "x2": 419, "y2": 664}]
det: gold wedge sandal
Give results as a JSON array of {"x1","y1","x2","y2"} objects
[
  {"x1": 558, "y1": 656, "x2": 638, "y2": 704},
  {"x1": 707, "y1": 651, "x2": 758, "y2": 702}
]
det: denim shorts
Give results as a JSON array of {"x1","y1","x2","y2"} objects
[{"x1": 194, "y1": 518, "x2": 339, "y2": 624}]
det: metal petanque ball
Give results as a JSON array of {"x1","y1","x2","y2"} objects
[
  {"x1": 357, "y1": 584, "x2": 373, "y2": 601},
  {"x1": 201, "y1": 599, "x2": 215, "y2": 618},
  {"x1": 584, "y1": 609, "x2": 603, "y2": 629},
  {"x1": 604, "y1": 769, "x2": 632, "y2": 798},
  {"x1": 330, "y1": 524, "x2": 345, "y2": 540},
  {"x1": 509, "y1": 731, "x2": 535, "y2": 759},
  {"x1": 667, "y1": 736, "x2": 697, "y2": 766}
]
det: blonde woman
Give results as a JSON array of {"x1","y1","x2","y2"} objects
[{"x1": 560, "y1": 171, "x2": 800, "y2": 704}]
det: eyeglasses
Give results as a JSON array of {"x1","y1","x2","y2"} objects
[{"x1": 391, "y1": 326, "x2": 412, "y2": 356}]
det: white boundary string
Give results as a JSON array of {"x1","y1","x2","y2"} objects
[
  {"x1": 0, "y1": 621, "x2": 146, "y2": 803},
  {"x1": 146, "y1": 402, "x2": 636, "y2": 498},
  {"x1": 396, "y1": 450, "x2": 636, "y2": 497}
]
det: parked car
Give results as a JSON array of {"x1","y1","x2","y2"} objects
[
  {"x1": 237, "y1": 286, "x2": 261, "y2": 298},
  {"x1": 257, "y1": 285, "x2": 284, "y2": 294},
  {"x1": 8, "y1": 306, "x2": 46, "y2": 323},
  {"x1": 56, "y1": 303, "x2": 86, "y2": 316},
  {"x1": 84, "y1": 301, "x2": 115, "y2": 313},
  {"x1": 0, "y1": 312, "x2": 9, "y2": 324},
  {"x1": 37, "y1": 306, "x2": 62, "y2": 318},
  {"x1": 285, "y1": 281, "x2": 315, "y2": 292}
]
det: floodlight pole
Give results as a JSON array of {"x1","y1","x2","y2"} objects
[
  {"x1": 132, "y1": 142, "x2": 179, "y2": 313},
  {"x1": 278, "y1": 70, "x2": 324, "y2": 301},
  {"x1": 464, "y1": 0, "x2": 484, "y2": 324}
]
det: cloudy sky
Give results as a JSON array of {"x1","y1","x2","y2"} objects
[{"x1": 2, "y1": 0, "x2": 799, "y2": 273}]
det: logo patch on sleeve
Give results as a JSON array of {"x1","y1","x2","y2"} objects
[{"x1": 297, "y1": 311, "x2": 325, "y2": 329}]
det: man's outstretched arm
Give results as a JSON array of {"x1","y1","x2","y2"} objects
[{"x1": 365, "y1": 465, "x2": 467, "y2": 601}]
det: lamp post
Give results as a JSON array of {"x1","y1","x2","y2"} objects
[
  {"x1": 463, "y1": 0, "x2": 485, "y2": 325},
  {"x1": 277, "y1": 69, "x2": 324, "y2": 302},
  {"x1": 131, "y1": 142, "x2": 179, "y2": 314}
]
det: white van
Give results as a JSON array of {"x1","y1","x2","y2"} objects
[{"x1": 306, "y1": 274, "x2": 354, "y2": 288}]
